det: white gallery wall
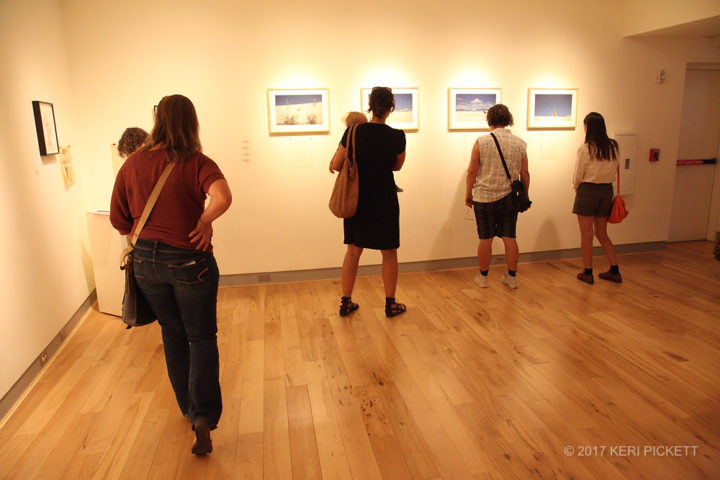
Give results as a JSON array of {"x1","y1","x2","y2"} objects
[
  {"x1": 56, "y1": 0, "x2": 720, "y2": 275},
  {"x1": 1, "y1": 0, "x2": 719, "y2": 402},
  {"x1": 0, "y1": 0, "x2": 92, "y2": 400}
]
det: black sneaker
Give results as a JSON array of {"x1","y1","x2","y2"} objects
[
  {"x1": 598, "y1": 271, "x2": 622, "y2": 283},
  {"x1": 576, "y1": 272, "x2": 594, "y2": 284}
]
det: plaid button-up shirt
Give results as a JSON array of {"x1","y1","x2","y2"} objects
[{"x1": 472, "y1": 128, "x2": 527, "y2": 203}]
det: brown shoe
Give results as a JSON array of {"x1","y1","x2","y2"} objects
[
  {"x1": 192, "y1": 418, "x2": 213, "y2": 455},
  {"x1": 576, "y1": 272, "x2": 594, "y2": 284},
  {"x1": 598, "y1": 271, "x2": 622, "y2": 283}
]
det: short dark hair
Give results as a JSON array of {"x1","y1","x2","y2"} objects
[
  {"x1": 117, "y1": 127, "x2": 148, "y2": 157},
  {"x1": 367, "y1": 87, "x2": 395, "y2": 119},
  {"x1": 486, "y1": 104, "x2": 514, "y2": 128}
]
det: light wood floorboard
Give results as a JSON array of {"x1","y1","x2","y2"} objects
[{"x1": 1, "y1": 241, "x2": 718, "y2": 479}]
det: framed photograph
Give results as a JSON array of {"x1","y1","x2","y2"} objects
[
  {"x1": 267, "y1": 88, "x2": 329, "y2": 135},
  {"x1": 527, "y1": 88, "x2": 578, "y2": 129},
  {"x1": 32, "y1": 101, "x2": 59, "y2": 155},
  {"x1": 448, "y1": 88, "x2": 502, "y2": 131},
  {"x1": 361, "y1": 87, "x2": 418, "y2": 131}
]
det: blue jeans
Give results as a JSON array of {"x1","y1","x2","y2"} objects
[{"x1": 132, "y1": 239, "x2": 222, "y2": 429}]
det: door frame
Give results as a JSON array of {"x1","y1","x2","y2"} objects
[{"x1": 679, "y1": 62, "x2": 720, "y2": 241}]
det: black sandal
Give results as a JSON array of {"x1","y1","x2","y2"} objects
[
  {"x1": 385, "y1": 297, "x2": 406, "y2": 318},
  {"x1": 339, "y1": 296, "x2": 359, "y2": 317}
]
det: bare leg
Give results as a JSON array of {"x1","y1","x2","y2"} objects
[
  {"x1": 380, "y1": 249, "x2": 398, "y2": 298},
  {"x1": 502, "y1": 237, "x2": 519, "y2": 272},
  {"x1": 477, "y1": 239, "x2": 493, "y2": 271},
  {"x1": 341, "y1": 245, "x2": 363, "y2": 297},
  {"x1": 593, "y1": 216, "x2": 618, "y2": 266},
  {"x1": 577, "y1": 215, "x2": 595, "y2": 269}
]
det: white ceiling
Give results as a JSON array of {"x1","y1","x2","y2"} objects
[{"x1": 627, "y1": 15, "x2": 720, "y2": 38}]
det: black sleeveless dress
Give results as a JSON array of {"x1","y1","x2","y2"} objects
[{"x1": 340, "y1": 123, "x2": 406, "y2": 250}]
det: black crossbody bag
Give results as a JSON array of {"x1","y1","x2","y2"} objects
[
  {"x1": 119, "y1": 161, "x2": 176, "y2": 328},
  {"x1": 490, "y1": 132, "x2": 531, "y2": 212}
]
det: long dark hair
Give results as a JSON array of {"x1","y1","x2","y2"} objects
[
  {"x1": 584, "y1": 112, "x2": 617, "y2": 161},
  {"x1": 140, "y1": 94, "x2": 202, "y2": 163}
]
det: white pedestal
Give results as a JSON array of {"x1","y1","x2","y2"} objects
[{"x1": 87, "y1": 211, "x2": 126, "y2": 316}]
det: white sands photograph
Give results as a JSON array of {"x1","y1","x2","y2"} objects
[
  {"x1": 361, "y1": 87, "x2": 419, "y2": 131},
  {"x1": 527, "y1": 88, "x2": 578, "y2": 129},
  {"x1": 448, "y1": 88, "x2": 501, "y2": 130},
  {"x1": 267, "y1": 88, "x2": 330, "y2": 134}
]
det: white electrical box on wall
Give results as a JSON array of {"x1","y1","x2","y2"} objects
[{"x1": 615, "y1": 133, "x2": 637, "y2": 195}]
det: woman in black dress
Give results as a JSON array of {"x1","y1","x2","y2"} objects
[{"x1": 329, "y1": 87, "x2": 407, "y2": 317}]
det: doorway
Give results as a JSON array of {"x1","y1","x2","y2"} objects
[{"x1": 668, "y1": 64, "x2": 720, "y2": 242}]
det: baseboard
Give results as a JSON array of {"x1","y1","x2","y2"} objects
[
  {"x1": 0, "y1": 291, "x2": 97, "y2": 424},
  {"x1": 219, "y1": 241, "x2": 666, "y2": 286}
]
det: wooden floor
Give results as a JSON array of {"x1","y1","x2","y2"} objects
[{"x1": 1, "y1": 241, "x2": 719, "y2": 480}]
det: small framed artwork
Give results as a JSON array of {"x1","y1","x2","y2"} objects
[
  {"x1": 361, "y1": 87, "x2": 419, "y2": 131},
  {"x1": 60, "y1": 145, "x2": 76, "y2": 189},
  {"x1": 32, "y1": 101, "x2": 59, "y2": 155},
  {"x1": 527, "y1": 88, "x2": 578, "y2": 130},
  {"x1": 448, "y1": 88, "x2": 502, "y2": 131},
  {"x1": 267, "y1": 88, "x2": 330, "y2": 135}
]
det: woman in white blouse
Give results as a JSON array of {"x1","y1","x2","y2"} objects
[{"x1": 572, "y1": 112, "x2": 622, "y2": 284}]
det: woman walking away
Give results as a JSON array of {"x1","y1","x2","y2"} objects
[
  {"x1": 110, "y1": 94, "x2": 232, "y2": 455},
  {"x1": 329, "y1": 87, "x2": 407, "y2": 317},
  {"x1": 572, "y1": 112, "x2": 622, "y2": 284}
]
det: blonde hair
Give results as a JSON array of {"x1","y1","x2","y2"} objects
[{"x1": 344, "y1": 111, "x2": 368, "y2": 127}]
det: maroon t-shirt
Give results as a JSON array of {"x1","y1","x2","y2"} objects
[{"x1": 110, "y1": 150, "x2": 225, "y2": 251}]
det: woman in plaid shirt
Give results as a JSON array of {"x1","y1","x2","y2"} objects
[{"x1": 465, "y1": 104, "x2": 530, "y2": 290}]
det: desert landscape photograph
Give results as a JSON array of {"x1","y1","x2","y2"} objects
[
  {"x1": 274, "y1": 94, "x2": 324, "y2": 126},
  {"x1": 267, "y1": 89, "x2": 329, "y2": 134},
  {"x1": 453, "y1": 93, "x2": 498, "y2": 124},
  {"x1": 388, "y1": 93, "x2": 414, "y2": 123},
  {"x1": 532, "y1": 92, "x2": 573, "y2": 124}
]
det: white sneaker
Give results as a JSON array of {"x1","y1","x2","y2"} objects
[
  {"x1": 501, "y1": 273, "x2": 517, "y2": 289},
  {"x1": 473, "y1": 273, "x2": 489, "y2": 288}
]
